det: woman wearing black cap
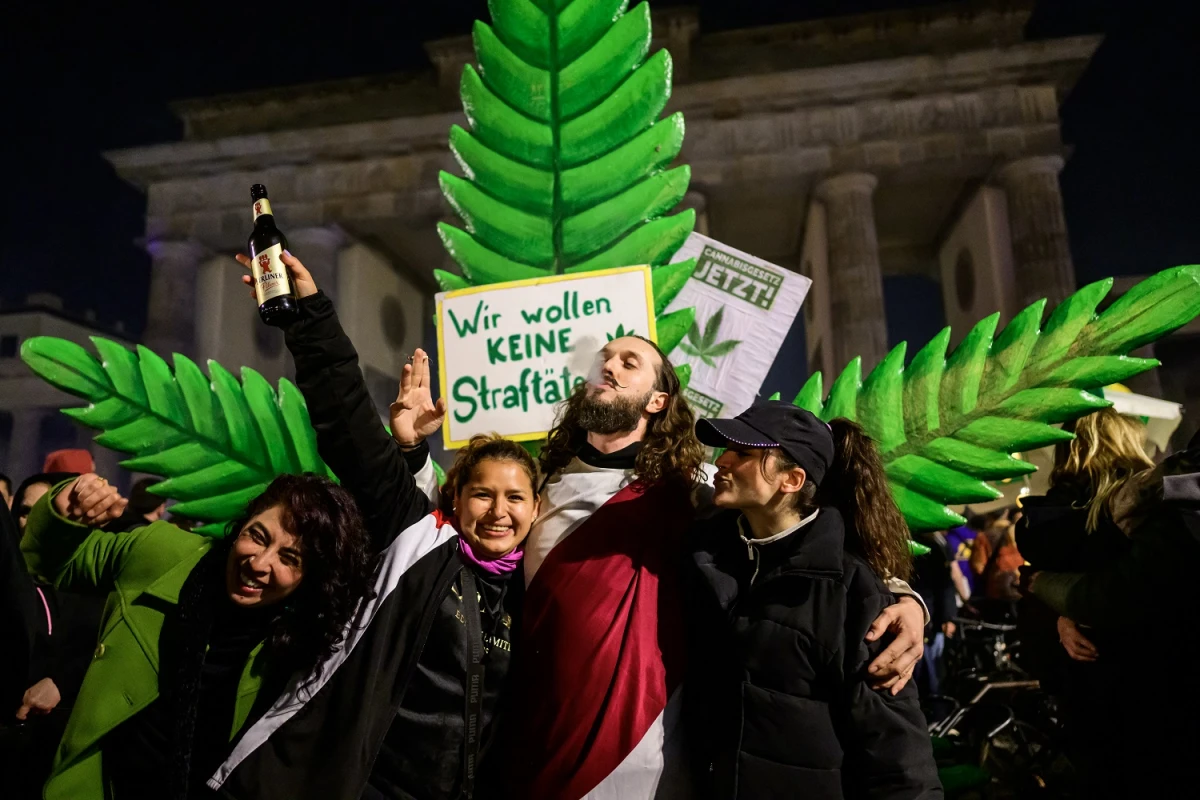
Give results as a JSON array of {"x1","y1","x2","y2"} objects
[{"x1": 684, "y1": 401, "x2": 941, "y2": 799}]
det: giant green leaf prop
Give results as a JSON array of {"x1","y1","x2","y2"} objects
[
  {"x1": 17, "y1": 268, "x2": 1200, "y2": 537},
  {"x1": 435, "y1": 0, "x2": 698, "y2": 353},
  {"x1": 20, "y1": 337, "x2": 333, "y2": 535},
  {"x1": 788, "y1": 265, "x2": 1200, "y2": 533}
]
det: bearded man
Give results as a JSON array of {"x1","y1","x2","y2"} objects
[{"x1": 493, "y1": 336, "x2": 929, "y2": 800}]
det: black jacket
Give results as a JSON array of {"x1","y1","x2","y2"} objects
[
  {"x1": 1015, "y1": 486, "x2": 1132, "y2": 693},
  {"x1": 1029, "y1": 434, "x2": 1200, "y2": 795},
  {"x1": 210, "y1": 293, "x2": 521, "y2": 800},
  {"x1": 685, "y1": 508, "x2": 941, "y2": 800},
  {"x1": 2, "y1": 497, "x2": 105, "y2": 800}
]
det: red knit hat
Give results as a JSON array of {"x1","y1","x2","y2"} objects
[{"x1": 42, "y1": 449, "x2": 95, "y2": 475}]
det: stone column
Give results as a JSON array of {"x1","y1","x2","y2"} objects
[
  {"x1": 682, "y1": 190, "x2": 709, "y2": 237},
  {"x1": 995, "y1": 155, "x2": 1076, "y2": 309},
  {"x1": 814, "y1": 173, "x2": 889, "y2": 372},
  {"x1": 144, "y1": 239, "x2": 207, "y2": 358},
  {"x1": 7, "y1": 408, "x2": 45, "y2": 487},
  {"x1": 288, "y1": 225, "x2": 346, "y2": 304}
]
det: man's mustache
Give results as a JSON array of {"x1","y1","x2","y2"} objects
[{"x1": 592, "y1": 370, "x2": 627, "y2": 390}]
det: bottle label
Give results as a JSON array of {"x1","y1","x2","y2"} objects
[
  {"x1": 252, "y1": 198, "x2": 274, "y2": 220},
  {"x1": 252, "y1": 243, "x2": 292, "y2": 304}
]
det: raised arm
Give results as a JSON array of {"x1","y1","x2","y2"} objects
[
  {"x1": 21, "y1": 475, "x2": 193, "y2": 594},
  {"x1": 240, "y1": 251, "x2": 440, "y2": 549},
  {"x1": 1032, "y1": 440, "x2": 1200, "y2": 629},
  {"x1": 1030, "y1": 510, "x2": 1183, "y2": 629}
]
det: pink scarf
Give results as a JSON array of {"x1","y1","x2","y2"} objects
[{"x1": 458, "y1": 535, "x2": 524, "y2": 575}]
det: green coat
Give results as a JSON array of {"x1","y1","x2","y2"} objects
[{"x1": 21, "y1": 484, "x2": 271, "y2": 800}]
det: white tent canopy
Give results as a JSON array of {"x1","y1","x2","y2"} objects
[{"x1": 1100, "y1": 384, "x2": 1183, "y2": 454}]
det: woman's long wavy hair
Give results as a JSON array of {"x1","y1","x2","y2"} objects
[
  {"x1": 161, "y1": 474, "x2": 374, "y2": 798},
  {"x1": 228, "y1": 474, "x2": 376, "y2": 674},
  {"x1": 782, "y1": 418, "x2": 913, "y2": 581},
  {"x1": 438, "y1": 433, "x2": 539, "y2": 516},
  {"x1": 539, "y1": 336, "x2": 706, "y2": 489},
  {"x1": 1051, "y1": 408, "x2": 1153, "y2": 532}
]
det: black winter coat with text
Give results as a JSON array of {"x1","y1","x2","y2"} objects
[
  {"x1": 208, "y1": 293, "x2": 521, "y2": 800},
  {"x1": 684, "y1": 507, "x2": 941, "y2": 800}
]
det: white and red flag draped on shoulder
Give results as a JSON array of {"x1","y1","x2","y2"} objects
[{"x1": 507, "y1": 457, "x2": 698, "y2": 799}]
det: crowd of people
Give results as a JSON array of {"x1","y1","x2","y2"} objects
[
  {"x1": 1, "y1": 247, "x2": 1197, "y2": 799},
  {"x1": 909, "y1": 406, "x2": 1200, "y2": 796}
]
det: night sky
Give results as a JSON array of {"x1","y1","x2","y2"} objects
[{"x1": 2, "y1": 0, "x2": 1197, "y2": 394}]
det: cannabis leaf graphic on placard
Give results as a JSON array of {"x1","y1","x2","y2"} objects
[
  {"x1": 680, "y1": 307, "x2": 742, "y2": 367},
  {"x1": 607, "y1": 324, "x2": 636, "y2": 341}
]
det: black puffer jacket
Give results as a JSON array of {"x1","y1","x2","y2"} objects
[
  {"x1": 684, "y1": 507, "x2": 941, "y2": 800},
  {"x1": 210, "y1": 293, "x2": 521, "y2": 800}
]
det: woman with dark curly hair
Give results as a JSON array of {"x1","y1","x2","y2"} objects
[
  {"x1": 19, "y1": 471, "x2": 374, "y2": 800},
  {"x1": 684, "y1": 403, "x2": 941, "y2": 799}
]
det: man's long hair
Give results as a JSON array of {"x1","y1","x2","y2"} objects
[{"x1": 540, "y1": 337, "x2": 706, "y2": 489}]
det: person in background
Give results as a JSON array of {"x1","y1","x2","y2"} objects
[
  {"x1": 41, "y1": 450, "x2": 94, "y2": 476},
  {"x1": 7, "y1": 471, "x2": 104, "y2": 798},
  {"x1": 967, "y1": 508, "x2": 1024, "y2": 614},
  {"x1": 107, "y1": 477, "x2": 168, "y2": 532},
  {"x1": 13, "y1": 473, "x2": 75, "y2": 534},
  {"x1": 22, "y1": 472, "x2": 375, "y2": 800},
  {"x1": 685, "y1": 403, "x2": 941, "y2": 799},
  {"x1": 1028, "y1": 430, "x2": 1200, "y2": 797},
  {"x1": 911, "y1": 530, "x2": 959, "y2": 698},
  {"x1": 1, "y1": 472, "x2": 12, "y2": 509},
  {"x1": 0, "y1": 486, "x2": 45, "y2": 799},
  {"x1": 1017, "y1": 409, "x2": 1153, "y2": 795}
]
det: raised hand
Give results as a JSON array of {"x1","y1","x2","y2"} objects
[
  {"x1": 235, "y1": 250, "x2": 318, "y2": 301},
  {"x1": 390, "y1": 348, "x2": 447, "y2": 449},
  {"x1": 53, "y1": 473, "x2": 128, "y2": 526}
]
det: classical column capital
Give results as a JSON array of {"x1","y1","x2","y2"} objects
[
  {"x1": 145, "y1": 238, "x2": 209, "y2": 264},
  {"x1": 995, "y1": 155, "x2": 1066, "y2": 183},
  {"x1": 814, "y1": 172, "x2": 878, "y2": 201},
  {"x1": 682, "y1": 190, "x2": 708, "y2": 213},
  {"x1": 424, "y1": 34, "x2": 475, "y2": 101}
]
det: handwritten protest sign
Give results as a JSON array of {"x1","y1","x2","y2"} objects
[
  {"x1": 436, "y1": 266, "x2": 656, "y2": 448},
  {"x1": 664, "y1": 233, "x2": 811, "y2": 419}
]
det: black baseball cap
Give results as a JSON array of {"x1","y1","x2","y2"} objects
[{"x1": 696, "y1": 400, "x2": 835, "y2": 486}]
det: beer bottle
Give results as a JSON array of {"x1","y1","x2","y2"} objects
[{"x1": 247, "y1": 184, "x2": 298, "y2": 325}]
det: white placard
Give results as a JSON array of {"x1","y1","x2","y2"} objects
[
  {"x1": 664, "y1": 233, "x2": 811, "y2": 419},
  {"x1": 436, "y1": 266, "x2": 657, "y2": 448}
]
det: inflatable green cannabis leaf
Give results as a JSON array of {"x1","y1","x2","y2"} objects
[
  {"x1": 789, "y1": 265, "x2": 1200, "y2": 533},
  {"x1": 435, "y1": 0, "x2": 697, "y2": 353},
  {"x1": 20, "y1": 337, "x2": 333, "y2": 535},
  {"x1": 18, "y1": 268, "x2": 1200, "y2": 537}
]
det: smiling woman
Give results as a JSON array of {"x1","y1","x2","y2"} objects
[
  {"x1": 205, "y1": 261, "x2": 544, "y2": 800},
  {"x1": 19, "y1": 472, "x2": 374, "y2": 800}
]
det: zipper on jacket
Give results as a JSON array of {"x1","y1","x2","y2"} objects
[{"x1": 745, "y1": 539, "x2": 760, "y2": 585}]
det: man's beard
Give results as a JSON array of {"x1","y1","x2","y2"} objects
[{"x1": 575, "y1": 388, "x2": 653, "y2": 435}]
